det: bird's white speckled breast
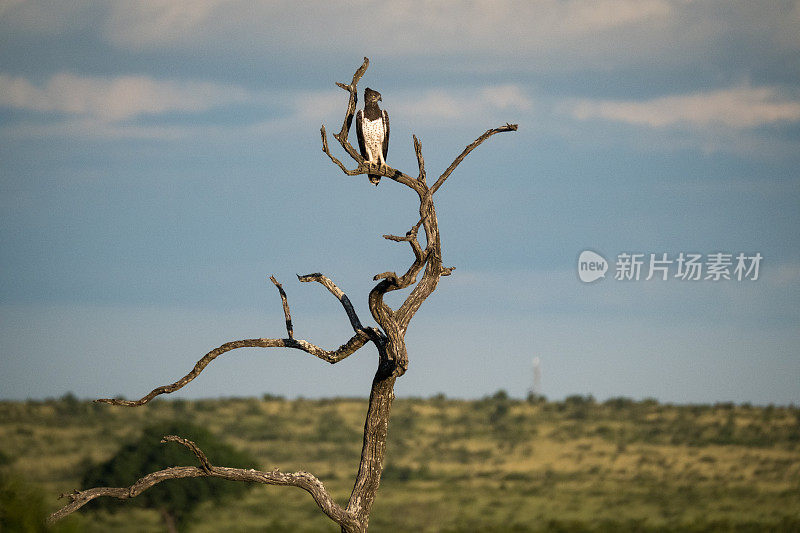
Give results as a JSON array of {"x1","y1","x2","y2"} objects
[{"x1": 363, "y1": 117, "x2": 384, "y2": 157}]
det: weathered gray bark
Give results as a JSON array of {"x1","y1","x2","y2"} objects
[{"x1": 48, "y1": 57, "x2": 516, "y2": 533}]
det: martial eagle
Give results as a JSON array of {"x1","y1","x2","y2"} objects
[{"x1": 356, "y1": 87, "x2": 389, "y2": 185}]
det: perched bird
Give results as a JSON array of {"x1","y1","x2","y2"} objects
[{"x1": 356, "y1": 87, "x2": 390, "y2": 185}]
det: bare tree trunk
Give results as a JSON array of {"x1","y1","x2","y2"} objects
[
  {"x1": 48, "y1": 57, "x2": 516, "y2": 532},
  {"x1": 159, "y1": 507, "x2": 178, "y2": 533},
  {"x1": 345, "y1": 370, "x2": 396, "y2": 532}
]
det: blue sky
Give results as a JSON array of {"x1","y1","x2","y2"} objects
[{"x1": 1, "y1": 1, "x2": 798, "y2": 404}]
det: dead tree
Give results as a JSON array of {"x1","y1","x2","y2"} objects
[{"x1": 48, "y1": 58, "x2": 516, "y2": 533}]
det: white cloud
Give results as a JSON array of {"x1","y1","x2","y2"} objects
[
  {"x1": 0, "y1": 72, "x2": 255, "y2": 121},
  {"x1": 393, "y1": 85, "x2": 533, "y2": 123},
  {"x1": 105, "y1": 0, "x2": 235, "y2": 49},
  {"x1": 4, "y1": 1, "x2": 797, "y2": 79},
  {"x1": 555, "y1": 0, "x2": 672, "y2": 33},
  {"x1": 95, "y1": 0, "x2": 687, "y2": 75},
  {"x1": 102, "y1": 0, "x2": 674, "y2": 53},
  {"x1": 569, "y1": 86, "x2": 800, "y2": 129},
  {"x1": 481, "y1": 85, "x2": 534, "y2": 112},
  {"x1": 95, "y1": 0, "x2": 800, "y2": 82},
  {"x1": 0, "y1": 71, "x2": 361, "y2": 140},
  {"x1": 290, "y1": 90, "x2": 343, "y2": 121},
  {"x1": 85, "y1": 0, "x2": 800, "y2": 89},
  {"x1": 0, "y1": 72, "x2": 531, "y2": 139}
]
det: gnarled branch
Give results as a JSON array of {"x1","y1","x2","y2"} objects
[
  {"x1": 95, "y1": 274, "x2": 372, "y2": 407},
  {"x1": 95, "y1": 333, "x2": 371, "y2": 407},
  {"x1": 321, "y1": 125, "x2": 364, "y2": 176},
  {"x1": 48, "y1": 436, "x2": 357, "y2": 531}
]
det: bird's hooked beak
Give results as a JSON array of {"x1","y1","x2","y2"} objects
[{"x1": 378, "y1": 95, "x2": 382, "y2": 102}]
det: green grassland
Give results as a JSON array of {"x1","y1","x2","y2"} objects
[{"x1": 1, "y1": 393, "x2": 799, "y2": 532}]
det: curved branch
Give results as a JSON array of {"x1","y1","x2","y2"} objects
[
  {"x1": 95, "y1": 332, "x2": 370, "y2": 406},
  {"x1": 323, "y1": 121, "x2": 419, "y2": 189},
  {"x1": 386, "y1": 168, "x2": 421, "y2": 190},
  {"x1": 383, "y1": 225, "x2": 425, "y2": 281},
  {"x1": 50, "y1": 466, "x2": 204, "y2": 523},
  {"x1": 297, "y1": 272, "x2": 367, "y2": 334},
  {"x1": 431, "y1": 123, "x2": 518, "y2": 195},
  {"x1": 335, "y1": 56, "x2": 369, "y2": 140},
  {"x1": 48, "y1": 436, "x2": 357, "y2": 531},
  {"x1": 374, "y1": 245, "x2": 425, "y2": 294},
  {"x1": 163, "y1": 435, "x2": 213, "y2": 472},
  {"x1": 331, "y1": 57, "x2": 367, "y2": 165},
  {"x1": 368, "y1": 280, "x2": 399, "y2": 337},
  {"x1": 367, "y1": 225, "x2": 426, "y2": 331},
  {"x1": 321, "y1": 125, "x2": 364, "y2": 176}
]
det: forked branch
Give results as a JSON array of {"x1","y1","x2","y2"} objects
[
  {"x1": 321, "y1": 125, "x2": 363, "y2": 176},
  {"x1": 95, "y1": 334, "x2": 370, "y2": 407},
  {"x1": 95, "y1": 274, "x2": 373, "y2": 407},
  {"x1": 47, "y1": 436, "x2": 357, "y2": 530}
]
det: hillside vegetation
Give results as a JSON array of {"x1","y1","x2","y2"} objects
[{"x1": 1, "y1": 394, "x2": 798, "y2": 532}]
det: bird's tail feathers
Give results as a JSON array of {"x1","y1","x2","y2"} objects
[{"x1": 369, "y1": 175, "x2": 381, "y2": 185}]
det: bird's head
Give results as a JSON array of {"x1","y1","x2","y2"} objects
[{"x1": 365, "y1": 87, "x2": 382, "y2": 103}]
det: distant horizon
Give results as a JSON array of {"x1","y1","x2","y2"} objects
[{"x1": 6, "y1": 391, "x2": 797, "y2": 409}]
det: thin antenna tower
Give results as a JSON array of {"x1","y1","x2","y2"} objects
[{"x1": 531, "y1": 356, "x2": 542, "y2": 399}]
